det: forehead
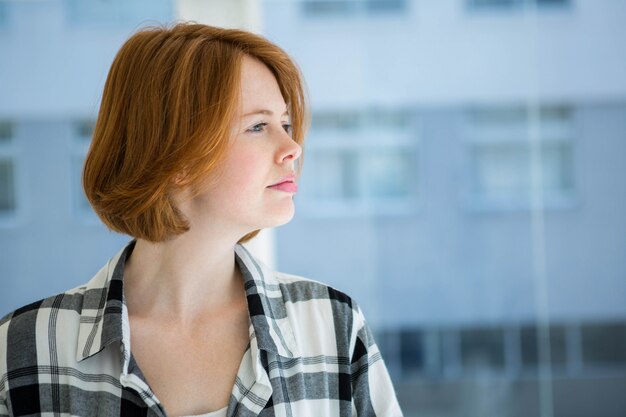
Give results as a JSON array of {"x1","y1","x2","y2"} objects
[{"x1": 238, "y1": 55, "x2": 287, "y2": 115}]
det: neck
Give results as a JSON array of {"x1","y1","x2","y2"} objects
[{"x1": 123, "y1": 231, "x2": 247, "y2": 326}]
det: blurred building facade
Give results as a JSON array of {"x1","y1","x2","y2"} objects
[
  {"x1": 0, "y1": 0, "x2": 178, "y2": 311},
  {"x1": 1, "y1": 0, "x2": 625, "y2": 416},
  {"x1": 0, "y1": 0, "x2": 268, "y2": 310},
  {"x1": 263, "y1": 0, "x2": 626, "y2": 416}
]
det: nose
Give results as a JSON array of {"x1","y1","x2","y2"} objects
[{"x1": 277, "y1": 130, "x2": 302, "y2": 164}]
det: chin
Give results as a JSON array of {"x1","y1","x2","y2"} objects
[{"x1": 266, "y1": 206, "x2": 296, "y2": 228}]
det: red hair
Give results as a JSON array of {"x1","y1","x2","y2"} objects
[{"x1": 83, "y1": 22, "x2": 310, "y2": 243}]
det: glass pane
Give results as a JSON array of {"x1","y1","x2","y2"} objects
[
  {"x1": 539, "y1": 105, "x2": 572, "y2": 122},
  {"x1": 471, "y1": 143, "x2": 529, "y2": 199},
  {"x1": 365, "y1": 0, "x2": 407, "y2": 14},
  {"x1": 301, "y1": 1, "x2": 356, "y2": 17},
  {"x1": 541, "y1": 143, "x2": 574, "y2": 193},
  {"x1": 0, "y1": 121, "x2": 12, "y2": 143},
  {"x1": 362, "y1": 148, "x2": 413, "y2": 199},
  {"x1": 581, "y1": 322, "x2": 626, "y2": 367},
  {"x1": 0, "y1": 159, "x2": 16, "y2": 212},
  {"x1": 520, "y1": 324, "x2": 568, "y2": 368},
  {"x1": 471, "y1": 142, "x2": 574, "y2": 201},
  {"x1": 467, "y1": 0, "x2": 523, "y2": 9},
  {"x1": 460, "y1": 327, "x2": 506, "y2": 371},
  {"x1": 400, "y1": 328, "x2": 425, "y2": 374}
]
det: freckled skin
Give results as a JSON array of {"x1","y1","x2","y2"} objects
[{"x1": 180, "y1": 54, "x2": 302, "y2": 235}]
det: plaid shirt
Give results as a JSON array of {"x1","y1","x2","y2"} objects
[{"x1": 0, "y1": 239, "x2": 403, "y2": 416}]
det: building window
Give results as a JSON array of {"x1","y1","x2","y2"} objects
[
  {"x1": 0, "y1": 121, "x2": 12, "y2": 143},
  {"x1": 0, "y1": 121, "x2": 16, "y2": 216},
  {"x1": 399, "y1": 328, "x2": 426, "y2": 375},
  {"x1": 520, "y1": 324, "x2": 568, "y2": 369},
  {"x1": 64, "y1": 0, "x2": 173, "y2": 27},
  {"x1": 460, "y1": 327, "x2": 506, "y2": 372},
  {"x1": 581, "y1": 322, "x2": 626, "y2": 367},
  {"x1": 71, "y1": 120, "x2": 95, "y2": 219},
  {"x1": 0, "y1": 159, "x2": 15, "y2": 213},
  {"x1": 466, "y1": 0, "x2": 571, "y2": 11},
  {"x1": 312, "y1": 108, "x2": 413, "y2": 131},
  {"x1": 464, "y1": 105, "x2": 575, "y2": 210},
  {"x1": 301, "y1": 0, "x2": 407, "y2": 18},
  {"x1": 300, "y1": 108, "x2": 418, "y2": 216}
]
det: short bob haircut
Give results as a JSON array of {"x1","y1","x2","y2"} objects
[{"x1": 83, "y1": 22, "x2": 310, "y2": 244}]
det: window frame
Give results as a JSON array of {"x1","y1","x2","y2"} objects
[
  {"x1": 465, "y1": 0, "x2": 573, "y2": 12},
  {"x1": 299, "y1": 111, "x2": 421, "y2": 218},
  {"x1": 461, "y1": 105, "x2": 578, "y2": 212}
]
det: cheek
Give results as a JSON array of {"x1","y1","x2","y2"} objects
[{"x1": 222, "y1": 148, "x2": 265, "y2": 190}]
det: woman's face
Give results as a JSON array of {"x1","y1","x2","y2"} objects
[{"x1": 175, "y1": 54, "x2": 302, "y2": 238}]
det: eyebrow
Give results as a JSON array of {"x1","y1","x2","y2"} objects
[{"x1": 242, "y1": 109, "x2": 290, "y2": 118}]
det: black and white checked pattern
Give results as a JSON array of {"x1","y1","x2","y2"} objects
[{"x1": 0, "y1": 239, "x2": 403, "y2": 416}]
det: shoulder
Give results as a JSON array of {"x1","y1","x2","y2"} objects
[
  {"x1": 272, "y1": 271, "x2": 367, "y2": 353},
  {"x1": 0, "y1": 283, "x2": 87, "y2": 332},
  {"x1": 0, "y1": 285, "x2": 87, "y2": 385},
  {"x1": 274, "y1": 270, "x2": 357, "y2": 313}
]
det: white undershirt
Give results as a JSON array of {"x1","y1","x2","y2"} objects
[{"x1": 180, "y1": 404, "x2": 229, "y2": 417}]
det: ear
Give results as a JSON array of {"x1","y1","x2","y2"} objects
[
  {"x1": 172, "y1": 168, "x2": 189, "y2": 187},
  {"x1": 174, "y1": 172, "x2": 185, "y2": 186}
]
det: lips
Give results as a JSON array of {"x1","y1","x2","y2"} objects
[
  {"x1": 268, "y1": 173, "x2": 298, "y2": 193},
  {"x1": 268, "y1": 173, "x2": 296, "y2": 187}
]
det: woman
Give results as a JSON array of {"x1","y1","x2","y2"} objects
[{"x1": 0, "y1": 23, "x2": 403, "y2": 417}]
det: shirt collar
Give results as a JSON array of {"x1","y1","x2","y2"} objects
[{"x1": 76, "y1": 238, "x2": 300, "y2": 364}]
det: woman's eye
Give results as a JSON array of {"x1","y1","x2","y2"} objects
[
  {"x1": 248, "y1": 122, "x2": 268, "y2": 133},
  {"x1": 247, "y1": 122, "x2": 292, "y2": 135}
]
